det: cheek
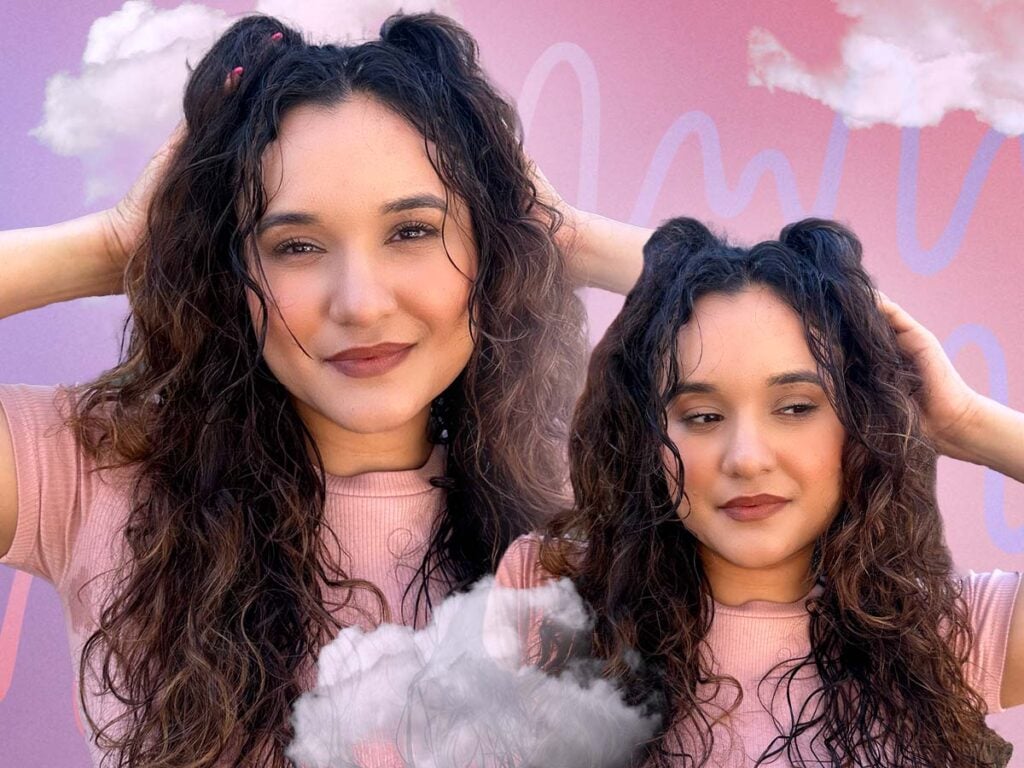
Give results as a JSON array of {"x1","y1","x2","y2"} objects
[
  {"x1": 246, "y1": 275, "x2": 323, "y2": 355},
  {"x1": 801, "y1": 428, "x2": 846, "y2": 515}
]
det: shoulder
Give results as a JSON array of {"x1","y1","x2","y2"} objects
[
  {"x1": 0, "y1": 383, "x2": 76, "y2": 426},
  {"x1": 495, "y1": 533, "x2": 585, "y2": 590},
  {"x1": 958, "y1": 569, "x2": 1022, "y2": 713},
  {"x1": 959, "y1": 569, "x2": 1021, "y2": 619}
]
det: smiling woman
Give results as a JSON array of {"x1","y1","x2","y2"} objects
[
  {"x1": 0, "y1": 12, "x2": 647, "y2": 768},
  {"x1": 250, "y1": 96, "x2": 478, "y2": 474},
  {"x1": 500, "y1": 217, "x2": 1024, "y2": 766}
]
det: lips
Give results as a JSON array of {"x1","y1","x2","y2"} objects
[
  {"x1": 325, "y1": 343, "x2": 413, "y2": 379},
  {"x1": 718, "y1": 494, "x2": 789, "y2": 522}
]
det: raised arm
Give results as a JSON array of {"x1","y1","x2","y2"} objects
[
  {"x1": 880, "y1": 296, "x2": 1024, "y2": 708},
  {"x1": 530, "y1": 163, "x2": 650, "y2": 295},
  {"x1": 0, "y1": 123, "x2": 183, "y2": 558}
]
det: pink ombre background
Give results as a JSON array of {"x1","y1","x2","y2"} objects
[{"x1": 2, "y1": 1, "x2": 1023, "y2": 764}]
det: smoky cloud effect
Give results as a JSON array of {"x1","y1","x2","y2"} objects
[{"x1": 287, "y1": 577, "x2": 658, "y2": 768}]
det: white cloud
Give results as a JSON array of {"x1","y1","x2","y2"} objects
[
  {"x1": 287, "y1": 577, "x2": 658, "y2": 768},
  {"x1": 31, "y1": 0, "x2": 460, "y2": 203},
  {"x1": 748, "y1": 0, "x2": 1024, "y2": 135}
]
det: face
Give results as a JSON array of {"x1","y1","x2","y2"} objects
[
  {"x1": 664, "y1": 286, "x2": 846, "y2": 596},
  {"x1": 249, "y1": 95, "x2": 476, "y2": 461}
]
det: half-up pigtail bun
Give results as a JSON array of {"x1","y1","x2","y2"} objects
[
  {"x1": 379, "y1": 13, "x2": 481, "y2": 80},
  {"x1": 183, "y1": 16, "x2": 301, "y2": 129}
]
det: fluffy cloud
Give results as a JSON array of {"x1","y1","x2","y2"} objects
[
  {"x1": 748, "y1": 0, "x2": 1024, "y2": 135},
  {"x1": 31, "y1": 0, "x2": 459, "y2": 202},
  {"x1": 287, "y1": 577, "x2": 657, "y2": 768}
]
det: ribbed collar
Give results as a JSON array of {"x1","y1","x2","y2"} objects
[
  {"x1": 324, "y1": 444, "x2": 447, "y2": 498},
  {"x1": 713, "y1": 583, "x2": 824, "y2": 620}
]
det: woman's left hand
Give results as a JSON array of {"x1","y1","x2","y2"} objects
[
  {"x1": 878, "y1": 294, "x2": 982, "y2": 461},
  {"x1": 881, "y1": 294, "x2": 1024, "y2": 484}
]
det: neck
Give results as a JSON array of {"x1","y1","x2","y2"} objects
[
  {"x1": 700, "y1": 544, "x2": 816, "y2": 606},
  {"x1": 295, "y1": 403, "x2": 433, "y2": 477}
]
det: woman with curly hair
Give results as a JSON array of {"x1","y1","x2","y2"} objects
[
  {"x1": 499, "y1": 217, "x2": 1023, "y2": 766},
  {"x1": 0, "y1": 12, "x2": 647, "y2": 768}
]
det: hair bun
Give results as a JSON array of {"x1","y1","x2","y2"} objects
[
  {"x1": 642, "y1": 217, "x2": 717, "y2": 268},
  {"x1": 379, "y1": 13, "x2": 480, "y2": 78},
  {"x1": 780, "y1": 218, "x2": 864, "y2": 273},
  {"x1": 184, "y1": 16, "x2": 301, "y2": 126}
]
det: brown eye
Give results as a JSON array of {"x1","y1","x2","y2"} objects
[
  {"x1": 389, "y1": 222, "x2": 438, "y2": 242},
  {"x1": 683, "y1": 412, "x2": 723, "y2": 428},
  {"x1": 273, "y1": 239, "x2": 321, "y2": 255},
  {"x1": 778, "y1": 403, "x2": 817, "y2": 416}
]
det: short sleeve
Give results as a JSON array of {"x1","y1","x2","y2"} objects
[
  {"x1": 961, "y1": 569, "x2": 1021, "y2": 713},
  {"x1": 495, "y1": 533, "x2": 548, "y2": 590},
  {"x1": 0, "y1": 384, "x2": 85, "y2": 585},
  {"x1": 489, "y1": 534, "x2": 590, "y2": 669}
]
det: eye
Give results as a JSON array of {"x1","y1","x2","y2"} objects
[
  {"x1": 388, "y1": 221, "x2": 439, "y2": 243},
  {"x1": 272, "y1": 238, "x2": 322, "y2": 256},
  {"x1": 778, "y1": 402, "x2": 818, "y2": 417},
  {"x1": 683, "y1": 411, "x2": 723, "y2": 427}
]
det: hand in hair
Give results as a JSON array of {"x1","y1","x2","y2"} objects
[
  {"x1": 527, "y1": 160, "x2": 647, "y2": 295},
  {"x1": 879, "y1": 294, "x2": 979, "y2": 458},
  {"x1": 99, "y1": 120, "x2": 186, "y2": 276},
  {"x1": 881, "y1": 293, "x2": 1024, "y2": 484}
]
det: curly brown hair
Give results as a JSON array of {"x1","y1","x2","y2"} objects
[
  {"x1": 541, "y1": 217, "x2": 1011, "y2": 766},
  {"x1": 70, "y1": 13, "x2": 585, "y2": 768}
]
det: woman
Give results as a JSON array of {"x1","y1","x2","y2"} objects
[
  {"x1": 0, "y1": 13, "x2": 645, "y2": 768},
  {"x1": 499, "y1": 217, "x2": 1023, "y2": 766}
]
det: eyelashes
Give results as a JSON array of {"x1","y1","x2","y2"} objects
[
  {"x1": 388, "y1": 221, "x2": 439, "y2": 242},
  {"x1": 268, "y1": 221, "x2": 441, "y2": 258},
  {"x1": 678, "y1": 402, "x2": 820, "y2": 429},
  {"x1": 273, "y1": 238, "x2": 321, "y2": 256}
]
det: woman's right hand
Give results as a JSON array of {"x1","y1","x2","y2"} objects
[{"x1": 99, "y1": 121, "x2": 186, "y2": 275}]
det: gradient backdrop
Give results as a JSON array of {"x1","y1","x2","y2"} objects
[{"x1": 2, "y1": 1, "x2": 1023, "y2": 764}]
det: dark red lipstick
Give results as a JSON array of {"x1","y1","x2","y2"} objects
[
  {"x1": 325, "y1": 343, "x2": 413, "y2": 378},
  {"x1": 719, "y1": 494, "x2": 789, "y2": 522}
]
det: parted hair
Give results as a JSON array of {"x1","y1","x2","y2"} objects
[
  {"x1": 541, "y1": 217, "x2": 1011, "y2": 766},
  {"x1": 71, "y1": 13, "x2": 585, "y2": 767}
]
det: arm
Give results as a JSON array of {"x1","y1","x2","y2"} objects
[
  {"x1": 0, "y1": 214, "x2": 126, "y2": 319},
  {"x1": 560, "y1": 209, "x2": 649, "y2": 295},
  {"x1": 881, "y1": 296, "x2": 1024, "y2": 482},
  {"x1": 880, "y1": 296, "x2": 1024, "y2": 707},
  {"x1": 529, "y1": 164, "x2": 649, "y2": 295},
  {"x1": 0, "y1": 123, "x2": 183, "y2": 557}
]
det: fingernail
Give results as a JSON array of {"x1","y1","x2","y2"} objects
[
  {"x1": 271, "y1": 31, "x2": 284, "y2": 41},
  {"x1": 231, "y1": 66, "x2": 244, "y2": 76}
]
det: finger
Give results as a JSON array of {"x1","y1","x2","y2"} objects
[
  {"x1": 225, "y1": 66, "x2": 244, "y2": 95},
  {"x1": 875, "y1": 291, "x2": 918, "y2": 333}
]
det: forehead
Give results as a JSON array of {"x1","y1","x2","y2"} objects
[
  {"x1": 676, "y1": 287, "x2": 816, "y2": 381},
  {"x1": 260, "y1": 94, "x2": 444, "y2": 206}
]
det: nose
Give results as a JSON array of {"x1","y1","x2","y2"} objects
[
  {"x1": 326, "y1": 248, "x2": 398, "y2": 327},
  {"x1": 720, "y1": 414, "x2": 776, "y2": 478}
]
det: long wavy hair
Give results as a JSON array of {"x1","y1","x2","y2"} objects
[
  {"x1": 541, "y1": 217, "x2": 1010, "y2": 766},
  {"x1": 71, "y1": 13, "x2": 585, "y2": 767}
]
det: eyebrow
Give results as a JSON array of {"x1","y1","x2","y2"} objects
[
  {"x1": 255, "y1": 194, "x2": 449, "y2": 236},
  {"x1": 256, "y1": 211, "x2": 320, "y2": 236},
  {"x1": 379, "y1": 193, "x2": 448, "y2": 215},
  {"x1": 669, "y1": 369, "x2": 823, "y2": 398}
]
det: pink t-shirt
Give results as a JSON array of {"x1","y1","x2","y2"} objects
[
  {"x1": 496, "y1": 534, "x2": 1021, "y2": 767},
  {"x1": 0, "y1": 384, "x2": 448, "y2": 767}
]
